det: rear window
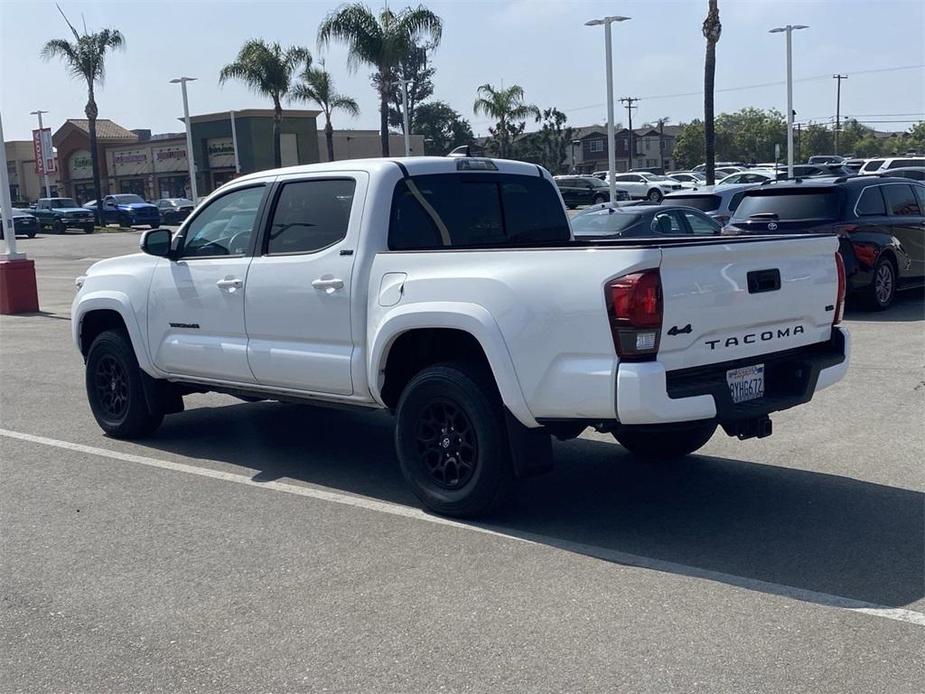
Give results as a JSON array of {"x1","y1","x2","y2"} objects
[
  {"x1": 388, "y1": 173, "x2": 570, "y2": 250},
  {"x1": 855, "y1": 186, "x2": 887, "y2": 216},
  {"x1": 663, "y1": 195, "x2": 720, "y2": 212},
  {"x1": 886, "y1": 158, "x2": 925, "y2": 169},
  {"x1": 861, "y1": 159, "x2": 884, "y2": 172},
  {"x1": 571, "y1": 210, "x2": 641, "y2": 235},
  {"x1": 732, "y1": 190, "x2": 841, "y2": 221}
]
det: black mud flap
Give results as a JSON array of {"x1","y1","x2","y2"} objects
[
  {"x1": 140, "y1": 371, "x2": 185, "y2": 416},
  {"x1": 505, "y1": 410, "x2": 553, "y2": 479}
]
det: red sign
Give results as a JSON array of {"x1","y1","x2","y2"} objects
[{"x1": 32, "y1": 128, "x2": 56, "y2": 175}]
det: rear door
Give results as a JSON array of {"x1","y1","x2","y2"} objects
[
  {"x1": 882, "y1": 182, "x2": 925, "y2": 279},
  {"x1": 244, "y1": 172, "x2": 367, "y2": 394},
  {"x1": 658, "y1": 236, "x2": 840, "y2": 371},
  {"x1": 729, "y1": 187, "x2": 842, "y2": 234}
]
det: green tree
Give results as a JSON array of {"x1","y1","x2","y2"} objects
[
  {"x1": 517, "y1": 107, "x2": 573, "y2": 173},
  {"x1": 800, "y1": 123, "x2": 834, "y2": 160},
  {"x1": 413, "y1": 101, "x2": 474, "y2": 155},
  {"x1": 472, "y1": 83, "x2": 540, "y2": 159},
  {"x1": 291, "y1": 60, "x2": 360, "y2": 162},
  {"x1": 673, "y1": 119, "x2": 705, "y2": 169},
  {"x1": 220, "y1": 39, "x2": 311, "y2": 168},
  {"x1": 373, "y1": 41, "x2": 435, "y2": 132},
  {"x1": 702, "y1": 0, "x2": 722, "y2": 184},
  {"x1": 905, "y1": 121, "x2": 925, "y2": 152},
  {"x1": 715, "y1": 107, "x2": 785, "y2": 162},
  {"x1": 41, "y1": 8, "x2": 124, "y2": 222},
  {"x1": 318, "y1": 4, "x2": 443, "y2": 157}
]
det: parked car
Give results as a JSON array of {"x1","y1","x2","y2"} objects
[
  {"x1": 879, "y1": 166, "x2": 925, "y2": 181},
  {"x1": 571, "y1": 202, "x2": 722, "y2": 238},
  {"x1": 11, "y1": 208, "x2": 39, "y2": 238},
  {"x1": 717, "y1": 169, "x2": 776, "y2": 186},
  {"x1": 32, "y1": 197, "x2": 95, "y2": 234},
  {"x1": 554, "y1": 176, "x2": 629, "y2": 208},
  {"x1": 714, "y1": 166, "x2": 746, "y2": 178},
  {"x1": 724, "y1": 177, "x2": 925, "y2": 309},
  {"x1": 844, "y1": 158, "x2": 867, "y2": 172},
  {"x1": 85, "y1": 194, "x2": 160, "y2": 228},
  {"x1": 808, "y1": 155, "x2": 846, "y2": 165},
  {"x1": 666, "y1": 172, "x2": 705, "y2": 188},
  {"x1": 777, "y1": 164, "x2": 846, "y2": 180},
  {"x1": 661, "y1": 183, "x2": 763, "y2": 225},
  {"x1": 860, "y1": 157, "x2": 925, "y2": 175},
  {"x1": 692, "y1": 161, "x2": 748, "y2": 172},
  {"x1": 72, "y1": 155, "x2": 848, "y2": 517},
  {"x1": 155, "y1": 197, "x2": 196, "y2": 224},
  {"x1": 607, "y1": 172, "x2": 683, "y2": 202}
]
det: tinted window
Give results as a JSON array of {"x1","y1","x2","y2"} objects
[
  {"x1": 663, "y1": 195, "x2": 720, "y2": 212},
  {"x1": 49, "y1": 198, "x2": 77, "y2": 207},
  {"x1": 112, "y1": 194, "x2": 145, "y2": 204},
  {"x1": 882, "y1": 184, "x2": 921, "y2": 216},
  {"x1": 571, "y1": 210, "x2": 641, "y2": 235},
  {"x1": 681, "y1": 210, "x2": 721, "y2": 235},
  {"x1": 887, "y1": 158, "x2": 925, "y2": 169},
  {"x1": 388, "y1": 174, "x2": 569, "y2": 250},
  {"x1": 914, "y1": 185, "x2": 925, "y2": 210},
  {"x1": 732, "y1": 190, "x2": 840, "y2": 221},
  {"x1": 267, "y1": 179, "x2": 356, "y2": 255},
  {"x1": 181, "y1": 185, "x2": 266, "y2": 258},
  {"x1": 729, "y1": 191, "x2": 748, "y2": 212},
  {"x1": 861, "y1": 159, "x2": 884, "y2": 172},
  {"x1": 651, "y1": 211, "x2": 685, "y2": 234},
  {"x1": 855, "y1": 186, "x2": 886, "y2": 216}
]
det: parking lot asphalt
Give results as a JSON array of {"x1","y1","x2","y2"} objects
[{"x1": 1, "y1": 230, "x2": 923, "y2": 693}]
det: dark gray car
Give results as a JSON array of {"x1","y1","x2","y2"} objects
[{"x1": 571, "y1": 203, "x2": 722, "y2": 238}]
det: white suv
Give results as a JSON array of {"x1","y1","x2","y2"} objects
[
  {"x1": 860, "y1": 157, "x2": 925, "y2": 175},
  {"x1": 608, "y1": 172, "x2": 683, "y2": 201}
]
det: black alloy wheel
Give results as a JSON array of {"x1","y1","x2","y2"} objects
[
  {"x1": 869, "y1": 256, "x2": 895, "y2": 310},
  {"x1": 414, "y1": 399, "x2": 478, "y2": 490},
  {"x1": 94, "y1": 354, "x2": 129, "y2": 421}
]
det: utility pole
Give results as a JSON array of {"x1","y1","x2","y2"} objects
[
  {"x1": 620, "y1": 97, "x2": 639, "y2": 170},
  {"x1": 170, "y1": 77, "x2": 199, "y2": 203},
  {"x1": 399, "y1": 78, "x2": 412, "y2": 156},
  {"x1": 657, "y1": 117, "x2": 669, "y2": 172},
  {"x1": 30, "y1": 110, "x2": 52, "y2": 198},
  {"x1": 833, "y1": 74, "x2": 847, "y2": 155}
]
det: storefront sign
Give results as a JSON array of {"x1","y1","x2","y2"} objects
[
  {"x1": 110, "y1": 148, "x2": 150, "y2": 176},
  {"x1": 207, "y1": 138, "x2": 236, "y2": 168},
  {"x1": 33, "y1": 128, "x2": 56, "y2": 174},
  {"x1": 69, "y1": 150, "x2": 93, "y2": 180},
  {"x1": 153, "y1": 145, "x2": 188, "y2": 173}
]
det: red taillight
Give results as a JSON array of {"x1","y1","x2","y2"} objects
[
  {"x1": 606, "y1": 270, "x2": 663, "y2": 360},
  {"x1": 850, "y1": 241, "x2": 877, "y2": 268},
  {"x1": 834, "y1": 252, "x2": 846, "y2": 326}
]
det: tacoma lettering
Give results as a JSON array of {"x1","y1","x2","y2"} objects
[{"x1": 706, "y1": 325, "x2": 804, "y2": 350}]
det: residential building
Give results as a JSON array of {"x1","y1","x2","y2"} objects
[{"x1": 317, "y1": 130, "x2": 426, "y2": 162}]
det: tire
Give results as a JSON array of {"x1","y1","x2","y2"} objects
[
  {"x1": 53, "y1": 219, "x2": 65, "y2": 234},
  {"x1": 83, "y1": 224, "x2": 94, "y2": 234},
  {"x1": 613, "y1": 421, "x2": 717, "y2": 461},
  {"x1": 647, "y1": 188, "x2": 664, "y2": 202},
  {"x1": 27, "y1": 231, "x2": 36, "y2": 239},
  {"x1": 395, "y1": 362, "x2": 513, "y2": 518},
  {"x1": 119, "y1": 215, "x2": 131, "y2": 228},
  {"x1": 85, "y1": 329, "x2": 163, "y2": 439},
  {"x1": 865, "y1": 255, "x2": 896, "y2": 310},
  {"x1": 566, "y1": 203, "x2": 576, "y2": 210},
  {"x1": 593, "y1": 194, "x2": 606, "y2": 205}
]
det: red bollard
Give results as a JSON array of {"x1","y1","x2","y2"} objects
[{"x1": 0, "y1": 258, "x2": 40, "y2": 314}]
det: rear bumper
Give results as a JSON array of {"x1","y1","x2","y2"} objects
[{"x1": 616, "y1": 327, "x2": 849, "y2": 425}]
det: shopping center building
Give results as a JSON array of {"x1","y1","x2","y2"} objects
[{"x1": 4, "y1": 108, "x2": 426, "y2": 204}]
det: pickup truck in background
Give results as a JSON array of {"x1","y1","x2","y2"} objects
[
  {"x1": 84, "y1": 194, "x2": 161, "y2": 228},
  {"x1": 32, "y1": 197, "x2": 95, "y2": 234},
  {"x1": 72, "y1": 156, "x2": 850, "y2": 517}
]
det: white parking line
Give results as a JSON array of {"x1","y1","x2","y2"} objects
[{"x1": 3, "y1": 427, "x2": 924, "y2": 628}]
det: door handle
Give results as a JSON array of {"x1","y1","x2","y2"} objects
[
  {"x1": 312, "y1": 277, "x2": 344, "y2": 292},
  {"x1": 216, "y1": 278, "x2": 243, "y2": 289}
]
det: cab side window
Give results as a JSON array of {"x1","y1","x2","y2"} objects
[
  {"x1": 180, "y1": 185, "x2": 266, "y2": 258},
  {"x1": 266, "y1": 179, "x2": 356, "y2": 255}
]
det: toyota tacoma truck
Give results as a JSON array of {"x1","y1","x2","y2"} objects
[{"x1": 72, "y1": 157, "x2": 850, "y2": 517}]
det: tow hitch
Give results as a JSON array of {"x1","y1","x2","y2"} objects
[{"x1": 722, "y1": 416, "x2": 773, "y2": 440}]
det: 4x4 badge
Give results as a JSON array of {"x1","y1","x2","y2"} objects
[{"x1": 667, "y1": 324, "x2": 692, "y2": 336}]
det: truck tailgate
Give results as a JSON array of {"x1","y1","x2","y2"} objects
[{"x1": 657, "y1": 235, "x2": 840, "y2": 372}]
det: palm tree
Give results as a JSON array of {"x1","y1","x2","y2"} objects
[
  {"x1": 291, "y1": 61, "x2": 360, "y2": 162},
  {"x1": 41, "y1": 7, "x2": 124, "y2": 225},
  {"x1": 472, "y1": 84, "x2": 540, "y2": 159},
  {"x1": 220, "y1": 39, "x2": 311, "y2": 168},
  {"x1": 702, "y1": 0, "x2": 722, "y2": 185},
  {"x1": 318, "y1": 3, "x2": 443, "y2": 157}
]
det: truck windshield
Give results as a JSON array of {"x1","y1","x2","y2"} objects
[
  {"x1": 389, "y1": 173, "x2": 570, "y2": 250},
  {"x1": 49, "y1": 198, "x2": 78, "y2": 208},
  {"x1": 112, "y1": 194, "x2": 146, "y2": 204}
]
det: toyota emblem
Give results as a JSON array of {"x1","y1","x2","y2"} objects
[{"x1": 767, "y1": 222, "x2": 778, "y2": 231}]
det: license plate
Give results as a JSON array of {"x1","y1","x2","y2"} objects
[{"x1": 726, "y1": 364, "x2": 765, "y2": 403}]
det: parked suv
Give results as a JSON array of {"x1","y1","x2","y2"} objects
[
  {"x1": 609, "y1": 172, "x2": 682, "y2": 202},
  {"x1": 662, "y1": 183, "x2": 762, "y2": 225},
  {"x1": 725, "y1": 178, "x2": 925, "y2": 309},
  {"x1": 554, "y1": 176, "x2": 629, "y2": 208},
  {"x1": 860, "y1": 157, "x2": 925, "y2": 175},
  {"x1": 155, "y1": 198, "x2": 196, "y2": 224},
  {"x1": 32, "y1": 197, "x2": 95, "y2": 234}
]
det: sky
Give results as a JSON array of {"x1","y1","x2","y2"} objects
[{"x1": 2, "y1": 0, "x2": 924, "y2": 142}]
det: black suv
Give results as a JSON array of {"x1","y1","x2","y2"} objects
[
  {"x1": 725, "y1": 176, "x2": 925, "y2": 309},
  {"x1": 554, "y1": 176, "x2": 629, "y2": 208}
]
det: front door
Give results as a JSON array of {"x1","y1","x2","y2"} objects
[
  {"x1": 147, "y1": 183, "x2": 269, "y2": 382},
  {"x1": 882, "y1": 182, "x2": 925, "y2": 280},
  {"x1": 245, "y1": 173, "x2": 366, "y2": 395}
]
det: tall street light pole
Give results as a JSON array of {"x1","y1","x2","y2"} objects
[
  {"x1": 769, "y1": 24, "x2": 808, "y2": 178},
  {"x1": 229, "y1": 110, "x2": 241, "y2": 174},
  {"x1": 30, "y1": 110, "x2": 52, "y2": 198},
  {"x1": 586, "y1": 16, "x2": 630, "y2": 204},
  {"x1": 170, "y1": 77, "x2": 199, "y2": 202},
  {"x1": 399, "y1": 78, "x2": 412, "y2": 157},
  {"x1": 833, "y1": 74, "x2": 847, "y2": 155}
]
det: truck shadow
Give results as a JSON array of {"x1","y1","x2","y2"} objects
[{"x1": 144, "y1": 400, "x2": 923, "y2": 609}]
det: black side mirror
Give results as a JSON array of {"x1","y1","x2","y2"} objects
[{"x1": 140, "y1": 228, "x2": 172, "y2": 257}]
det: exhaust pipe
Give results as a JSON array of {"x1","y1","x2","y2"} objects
[{"x1": 721, "y1": 416, "x2": 773, "y2": 440}]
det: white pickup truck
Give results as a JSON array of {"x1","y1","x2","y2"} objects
[{"x1": 72, "y1": 156, "x2": 849, "y2": 517}]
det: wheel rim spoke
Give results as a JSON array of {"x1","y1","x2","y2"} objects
[
  {"x1": 414, "y1": 399, "x2": 478, "y2": 490},
  {"x1": 94, "y1": 355, "x2": 129, "y2": 418}
]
